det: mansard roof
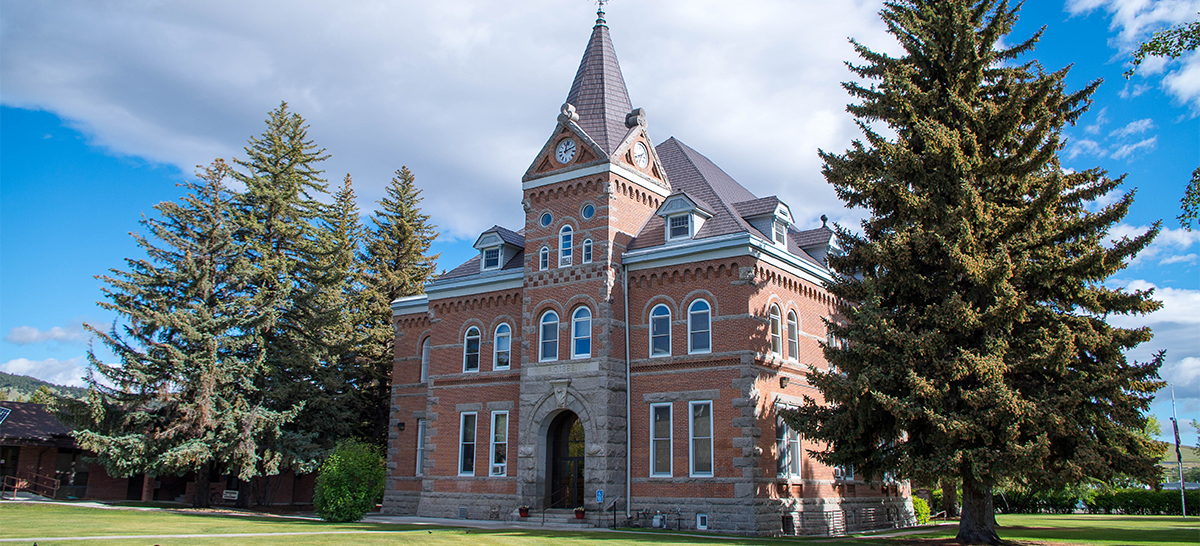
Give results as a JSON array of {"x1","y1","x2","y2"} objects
[{"x1": 564, "y1": 11, "x2": 634, "y2": 155}]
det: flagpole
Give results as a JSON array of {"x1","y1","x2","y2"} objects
[{"x1": 1172, "y1": 386, "x2": 1187, "y2": 518}]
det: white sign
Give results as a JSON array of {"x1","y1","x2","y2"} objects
[{"x1": 222, "y1": 490, "x2": 239, "y2": 500}]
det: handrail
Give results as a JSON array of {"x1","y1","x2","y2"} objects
[
  {"x1": 604, "y1": 494, "x2": 622, "y2": 528},
  {"x1": 542, "y1": 485, "x2": 574, "y2": 525},
  {"x1": 2, "y1": 472, "x2": 60, "y2": 499}
]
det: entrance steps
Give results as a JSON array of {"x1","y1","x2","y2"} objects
[{"x1": 508, "y1": 508, "x2": 595, "y2": 528}]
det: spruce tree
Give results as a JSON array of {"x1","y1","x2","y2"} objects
[
  {"x1": 359, "y1": 167, "x2": 439, "y2": 445},
  {"x1": 786, "y1": 2, "x2": 1165, "y2": 543},
  {"x1": 77, "y1": 160, "x2": 294, "y2": 508}
]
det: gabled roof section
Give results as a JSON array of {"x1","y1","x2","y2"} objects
[
  {"x1": 733, "y1": 196, "x2": 793, "y2": 223},
  {"x1": 0, "y1": 401, "x2": 76, "y2": 448},
  {"x1": 793, "y1": 225, "x2": 834, "y2": 249},
  {"x1": 564, "y1": 10, "x2": 634, "y2": 155},
  {"x1": 441, "y1": 250, "x2": 524, "y2": 281},
  {"x1": 473, "y1": 225, "x2": 525, "y2": 249}
]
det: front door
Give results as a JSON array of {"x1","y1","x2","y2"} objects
[{"x1": 547, "y1": 411, "x2": 584, "y2": 508}]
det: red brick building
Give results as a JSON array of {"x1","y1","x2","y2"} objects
[{"x1": 383, "y1": 10, "x2": 913, "y2": 536}]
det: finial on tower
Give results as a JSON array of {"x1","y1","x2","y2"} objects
[
  {"x1": 821, "y1": 214, "x2": 828, "y2": 227},
  {"x1": 596, "y1": 0, "x2": 608, "y2": 26}
]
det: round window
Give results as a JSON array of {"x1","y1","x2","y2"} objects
[
  {"x1": 582, "y1": 204, "x2": 595, "y2": 220},
  {"x1": 540, "y1": 212, "x2": 553, "y2": 227}
]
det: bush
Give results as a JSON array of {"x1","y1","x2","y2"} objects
[
  {"x1": 912, "y1": 496, "x2": 930, "y2": 524},
  {"x1": 1085, "y1": 488, "x2": 1199, "y2": 515},
  {"x1": 313, "y1": 440, "x2": 385, "y2": 522}
]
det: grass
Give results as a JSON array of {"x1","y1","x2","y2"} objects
[{"x1": 0, "y1": 503, "x2": 1197, "y2": 545}]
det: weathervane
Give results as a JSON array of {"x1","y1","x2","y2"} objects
[{"x1": 596, "y1": 0, "x2": 608, "y2": 24}]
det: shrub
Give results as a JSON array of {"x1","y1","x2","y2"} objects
[
  {"x1": 1084, "y1": 488, "x2": 1199, "y2": 515},
  {"x1": 912, "y1": 496, "x2": 930, "y2": 524},
  {"x1": 313, "y1": 440, "x2": 385, "y2": 522}
]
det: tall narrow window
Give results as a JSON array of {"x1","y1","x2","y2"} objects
[
  {"x1": 688, "y1": 299, "x2": 711, "y2": 354},
  {"x1": 420, "y1": 337, "x2": 430, "y2": 383},
  {"x1": 690, "y1": 401, "x2": 713, "y2": 477},
  {"x1": 582, "y1": 239, "x2": 593, "y2": 263},
  {"x1": 559, "y1": 225, "x2": 573, "y2": 267},
  {"x1": 415, "y1": 419, "x2": 427, "y2": 476},
  {"x1": 786, "y1": 311, "x2": 799, "y2": 360},
  {"x1": 490, "y1": 411, "x2": 508, "y2": 476},
  {"x1": 774, "y1": 221, "x2": 786, "y2": 244},
  {"x1": 571, "y1": 307, "x2": 591, "y2": 359},
  {"x1": 540, "y1": 247, "x2": 549, "y2": 270},
  {"x1": 463, "y1": 327, "x2": 480, "y2": 372},
  {"x1": 769, "y1": 305, "x2": 782, "y2": 356},
  {"x1": 493, "y1": 323, "x2": 511, "y2": 370},
  {"x1": 459, "y1": 412, "x2": 477, "y2": 476},
  {"x1": 776, "y1": 409, "x2": 801, "y2": 478},
  {"x1": 540, "y1": 311, "x2": 559, "y2": 361},
  {"x1": 650, "y1": 304, "x2": 671, "y2": 357},
  {"x1": 650, "y1": 403, "x2": 672, "y2": 477}
]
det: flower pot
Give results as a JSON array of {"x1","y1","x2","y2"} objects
[
  {"x1": 519, "y1": 507, "x2": 530, "y2": 517},
  {"x1": 574, "y1": 510, "x2": 585, "y2": 519}
]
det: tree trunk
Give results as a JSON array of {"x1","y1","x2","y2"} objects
[
  {"x1": 140, "y1": 474, "x2": 155, "y2": 503},
  {"x1": 194, "y1": 463, "x2": 211, "y2": 508},
  {"x1": 941, "y1": 477, "x2": 958, "y2": 517},
  {"x1": 236, "y1": 477, "x2": 252, "y2": 509},
  {"x1": 957, "y1": 472, "x2": 1000, "y2": 544}
]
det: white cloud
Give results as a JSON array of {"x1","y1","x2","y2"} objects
[
  {"x1": 1110, "y1": 280, "x2": 1200, "y2": 325},
  {"x1": 0, "y1": 356, "x2": 89, "y2": 388},
  {"x1": 0, "y1": 0, "x2": 893, "y2": 245},
  {"x1": 1109, "y1": 117, "x2": 1156, "y2": 138},
  {"x1": 1068, "y1": 0, "x2": 1200, "y2": 108},
  {"x1": 1084, "y1": 106, "x2": 1109, "y2": 134},
  {"x1": 1110, "y1": 135, "x2": 1157, "y2": 159},
  {"x1": 1109, "y1": 223, "x2": 1200, "y2": 266},
  {"x1": 1066, "y1": 138, "x2": 1105, "y2": 159},
  {"x1": 1161, "y1": 253, "x2": 1199, "y2": 265},
  {"x1": 4, "y1": 322, "x2": 89, "y2": 345}
]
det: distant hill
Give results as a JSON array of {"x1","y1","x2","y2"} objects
[{"x1": 0, "y1": 371, "x2": 89, "y2": 402}]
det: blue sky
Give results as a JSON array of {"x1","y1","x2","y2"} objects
[{"x1": 2, "y1": 0, "x2": 1197, "y2": 446}]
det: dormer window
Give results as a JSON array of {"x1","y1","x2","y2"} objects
[
  {"x1": 669, "y1": 215, "x2": 690, "y2": 240},
  {"x1": 774, "y1": 221, "x2": 786, "y2": 245},
  {"x1": 483, "y1": 247, "x2": 501, "y2": 270}
]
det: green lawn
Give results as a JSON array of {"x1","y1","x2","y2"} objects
[{"x1": 0, "y1": 503, "x2": 1197, "y2": 545}]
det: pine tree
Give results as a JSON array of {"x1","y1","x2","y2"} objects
[
  {"x1": 358, "y1": 167, "x2": 439, "y2": 445},
  {"x1": 76, "y1": 160, "x2": 294, "y2": 508},
  {"x1": 230, "y1": 103, "x2": 343, "y2": 498},
  {"x1": 786, "y1": 2, "x2": 1165, "y2": 543}
]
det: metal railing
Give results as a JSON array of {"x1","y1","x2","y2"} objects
[{"x1": 2, "y1": 472, "x2": 60, "y2": 500}]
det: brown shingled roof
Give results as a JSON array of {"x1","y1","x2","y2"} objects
[
  {"x1": 0, "y1": 401, "x2": 76, "y2": 448},
  {"x1": 564, "y1": 14, "x2": 634, "y2": 155}
]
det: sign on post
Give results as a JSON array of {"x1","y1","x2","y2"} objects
[{"x1": 596, "y1": 489, "x2": 603, "y2": 504}]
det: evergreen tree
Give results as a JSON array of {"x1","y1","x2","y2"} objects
[
  {"x1": 358, "y1": 167, "x2": 438, "y2": 445},
  {"x1": 76, "y1": 160, "x2": 294, "y2": 507},
  {"x1": 230, "y1": 103, "x2": 347, "y2": 491},
  {"x1": 786, "y1": 2, "x2": 1164, "y2": 543}
]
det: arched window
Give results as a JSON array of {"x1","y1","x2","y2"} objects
[
  {"x1": 571, "y1": 307, "x2": 592, "y2": 359},
  {"x1": 539, "y1": 311, "x2": 559, "y2": 361},
  {"x1": 463, "y1": 327, "x2": 481, "y2": 372},
  {"x1": 559, "y1": 225, "x2": 573, "y2": 267},
  {"x1": 688, "y1": 299, "x2": 711, "y2": 354},
  {"x1": 539, "y1": 246, "x2": 550, "y2": 270},
  {"x1": 769, "y1": 305, "x2": 782, "y2": 356},
  {"x1": 420, "y1": 337, "x2": 431, "y2": 383},
  {"x1": 582, "y1": 238, "x2": 593, "y2": 264},
  {"x1": 494, "y1": 323, "x2": 511, "y2": 370},
  {"x1": 786, "y1": 311, "x2": 799, "y2": 360},
  {"x1": 650, "y1": 304, "x2": 671, "y2": 357}
]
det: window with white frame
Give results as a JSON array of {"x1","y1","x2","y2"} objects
[
  {"x1": 688, "y1": 299, "x2": 711, "y2": 354},
  {"x1": 540, "y1": 247, "x2": 549, "y2": 270},
  {"x1": 463, "y1": 327, "x2": 481, "y2": 372},
  {"x1": 650, "y1": 304, "x2": 671, "y2": 357},
  {"x1": 540, "y1": 311, "x2": 559, "y2": 361},
  {"x1": 690, "y1": 401, "x2": 713, "y2": 477},
  {"x1": 420, "y1": 337, "x2": 430, "y2": 383},
  {"x1": 668, "y1": 215, "x2": 690, "y2": 240},
  {"x1": 769, "y1": 306, "x2": 782, "y2": 356},
  {"x1": 774, "y1": 221, "x2": 786, "y2": 244},
  {"x1": 490, "y1": 411, "x2": 508, "y2": 476},
  {"x1": 776, "y1": 407, "x2": 801, "y2": 478},
  {"x1": 559, "y1": 225, "x2": 573, "y2": 267},
  {"x1": 834, "y1": 464, "x2": 855, "y2": 480},
  {"x1": 494, "y1": 323, "x2": 511, "y2": 370},
  {"x1": 571, "y1": 307, "x2": 591, "y2": 359},
  {"x1": 483, "y1": 247, "x2": 501, "y2": 270},
  {"x1": 696, "y1": 514, "x2": 709, "y2": 530},
  {"x1": 415, "y1": 418, "x2": 427, "y2": 476},
  {"x1": 582, "y1": 238, "x2": 593, "y2": 263},
  {"x1": 786, "y1": 311, "x2": 799, "y2": 360},
  {"x1": 459, "y1": 412, "x2": 477, "y2": 476},
  {"x1": 650, "y1": 403, "x2": 672, "y2": 477}
]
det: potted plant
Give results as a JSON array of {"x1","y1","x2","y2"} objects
[
  {"x1": 518, "y1": 505, "x2": 530, "y2": 517},
  {"x1": 574, "y1": 506, "x2": 585, "y2": 519}
]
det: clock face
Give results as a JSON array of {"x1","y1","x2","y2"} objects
[
  {"x1": 633, "y1": 142, "x2": 649, "y2": 168},
  {"x1": 555, "y1": 139, "x2": 576, "y2": 164}
]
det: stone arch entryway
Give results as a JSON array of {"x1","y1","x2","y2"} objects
[{"x1": 546, "y1": 410, "x2": 585, "y2": 508}]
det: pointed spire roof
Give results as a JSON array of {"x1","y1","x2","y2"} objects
[{"x1": 564, "y1": 8, "x2": 634, "y2": 155}]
